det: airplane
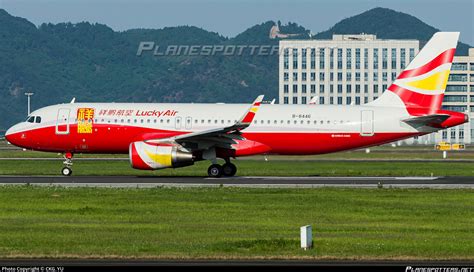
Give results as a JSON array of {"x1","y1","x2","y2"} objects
[{"x1": 5, "y1": 32, "x2": 467, "y2": 177}]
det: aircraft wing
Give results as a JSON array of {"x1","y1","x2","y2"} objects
[
  {"x1": 402, "y1": 114, "x2": 450, "y2": 129},
  {"x1": 146, "y1": 95, "x2": 264, "y2": 149}
]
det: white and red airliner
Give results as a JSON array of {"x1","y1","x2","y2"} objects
[{"x1": 5, "y1": 32, "x2": 467, "y2": 177}]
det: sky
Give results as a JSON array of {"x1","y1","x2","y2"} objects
[{"x1": 1, "y1": 0, "x2": 473, "y2": 45}]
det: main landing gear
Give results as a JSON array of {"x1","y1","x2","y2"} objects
[
  {"x1": 62, "y1": 152, "x2": 73, "y2": 176},
  {"x1": 207, "y1": 159, "x2": 237, "y2": 178}
]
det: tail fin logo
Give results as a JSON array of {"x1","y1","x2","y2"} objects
[{"x1": 384, "y1": 32, "x2": 459, "y2": 115}]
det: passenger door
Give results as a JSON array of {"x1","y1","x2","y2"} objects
[
  {"x1": 360, "y1": 110, "x2": 374, "y2": 136},
  {"x1": 56, "y1": 108, "x2": 70, "y2": 135}
]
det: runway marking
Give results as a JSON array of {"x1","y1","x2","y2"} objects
[{"x1": 0, "y1": 183, "x2": 472, "y2": 189}]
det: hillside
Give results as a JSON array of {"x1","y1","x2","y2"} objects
[
  {"x1": 0, "y1": 7, "x2": 471, "y2": 129},
  {"x1": 315, "y1": 7, "x2": 470, "y2": 55}
]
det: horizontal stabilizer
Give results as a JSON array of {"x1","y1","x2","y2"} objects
[{"x1": 402, "y1": 114, "x2": 450, "y2": 128}]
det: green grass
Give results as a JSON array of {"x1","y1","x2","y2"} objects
[
  {"x1": 0, "y1": 186, "x2": 472, "y2": 260},
  {"x1": 1, "y1": 159, "x2": 474, "y2": 176}
]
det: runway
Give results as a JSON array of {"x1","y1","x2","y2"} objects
[{"x1": 0, "y1": 175, "x2": 473, "y2": 188}]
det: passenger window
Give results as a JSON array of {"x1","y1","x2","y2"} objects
[{"x1": 35, "y1": 116, "x2": 41, "y2": 123}]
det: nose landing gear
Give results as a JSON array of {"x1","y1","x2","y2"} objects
[{"x1": 62, "y1": 152, "x2": 73, "y2": 176}]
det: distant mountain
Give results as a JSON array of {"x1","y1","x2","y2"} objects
[
  {"x1": 315, "y1": 7, "x2": 470, "y2": 55},
  {"x1": 0, "y1": 7, "x2": 471, "y2": 129}
]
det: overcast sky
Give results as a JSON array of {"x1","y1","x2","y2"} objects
[{"x1": 1, "y1": 0, "x2": 473, "y2": 44}]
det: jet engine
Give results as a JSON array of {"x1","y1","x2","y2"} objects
[{"x1": 129, "y1": 141, "x2": 194, "y2": 170}]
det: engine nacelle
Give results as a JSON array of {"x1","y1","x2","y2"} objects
[{"x1": 129, "y1": 141, "x2": 194, "y2": 170}]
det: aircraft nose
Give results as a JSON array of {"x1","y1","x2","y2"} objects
[{"x1": 5, "y1": 127, "x2": 12, "y2": 142}]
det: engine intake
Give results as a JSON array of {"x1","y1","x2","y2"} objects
[{"x1": 129, "y1": 141, "x2": 194, "y2": 170}]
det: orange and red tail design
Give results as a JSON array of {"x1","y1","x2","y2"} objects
[{"x1": 379, "y1": 32, "x2": 459, "y2": 115}]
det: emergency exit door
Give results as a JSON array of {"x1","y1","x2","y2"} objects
[{"x1": 56, "y1": 108, "x2": 70, "y2": 135}]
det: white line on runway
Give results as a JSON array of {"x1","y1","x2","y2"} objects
[{"x1": 0, "y1": 183, "x2": 471, "y2": 189}]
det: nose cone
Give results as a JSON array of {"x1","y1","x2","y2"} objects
[
  {"x1": 5, "y1": 127, "x2": 13, "y2": 143},
  {"x1": 5, "y1": 124, "x2": 24, "y2": 147}
]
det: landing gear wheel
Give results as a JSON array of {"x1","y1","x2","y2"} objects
[
  {"x1": 222, "y1": 163, "x2": 237, "y2": 177},
  {"x1": 208, "y1": 164, "x2": 223, "y2": 178},
  {"x1": 61, "y1": 167, "x2": 72, "y2": 176}
]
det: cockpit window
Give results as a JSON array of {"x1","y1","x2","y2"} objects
[
  {"x1": 26, "y1": 116, "x2": 35, "y2": 123},
  {"x1": 35, "y1": 116, "x2": 41, "y2": 123}
]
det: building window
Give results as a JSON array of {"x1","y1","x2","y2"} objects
[
  {"x1": 337, "y1": 72, "x2": 343, "y2": 81},
  {"x1": 330, "y1": 72, "x2": 334, "y2": 81},
  {"x1": 320, "y1": 84, "x2": 325, "y2": 93},
  {"x1": 391, "y1": 72, "x2": 397, "y2": 81},
  {"x1": 355, "y1": 48, "x2": 361, "y2": 69},
  {"x1": 310, "y1": 72, "x2": 316, "y2": 81},
  {"x1": 382, "y1": 72, "x2": 387, "y2": 82},
  {"x1": 373, "y1": 48, "x2": 379, "y2": 69},
  {"x1": 364, "y1": 85, "x2": 368, "y2": 93},
  {"x1": 382, "y1": 48, "x2": 388, "y2": 69},
  {"x1": 346, "y1": 97, "x2": 351, "y2": 105},
  {"x1": 284, "y1": 72, "x2": 289, "y2": 81},
  {"x1": 346, "y1": 84, "x2": 352, "y2": 93},
  {"x1": 382, "y1": 84, "x2": 387, "y2": 91},
  {"x1": 346, "y1": 48, "x2": 352, "y2": 69},
  {"x1": 452, "y1": 63, "x2": 467, "y2": 71},
  {"x1": 391, "y1": 48, "x2": 397, "y2": 69},
  {"x1": 409, "y1": 48, "x2": 415, "y2": 61},
  {"x1": 442, "y1": 105, "x2": 467, "y2": 112},
  {"x1": 470, "y1": 63, "x2": 474, "y2": 71},
  {"x1": 302, "y1": 97, "x2": 307, "y2": 104},
  {"x1": 330, "y1": 48, "x2": 334, "y2": 69},
  {"x1": 374, "y1": 84, "x2": 379, "y2": 93},
  {"x1": 373, "y1": 72, "x2": 379, "y2": 81},
  {"x1": 284, "y1": 84, "x2": 289, "y2": 93},
  {"x1": 302, "y1": 48, "x2": 307, "y2": 69},
  {"x1": 364, "y1": 48, "x2": 369, "y2": 70},
  {"x1": 355, "y1": 72, "x2": 360, "y2": 81},
  {"x1": 364, "y1": 97, "x2": 368, "y2": 103},
  {"x1": 448, "y1": 74, "x2": 468, "y2": 82},
  {"x1": 356, "y1": 85, "x2": 361, "y2": 93},
  {"x1": 330, "y1": 85, "x2": 334, "y2": 93},
  {"x1": 292, "y1": 97, "x2": 298, "y2": 104},
  {"x1": 319, "y1": 97, "x2": 325, "y2": 104},
  {"x1": 400, "y1": 48, "x2": 406, "y2": 68},
  {"x1": 451, "y1": 129, "x2": 456, "y2": 140},
  {"x1": 292, "y1": 48, "x2": 298, "y2": 69},
  {"x1": 337, "y1": 84, "x2": 343, "y2": 93},
  {"x1": 355, "y1": 97, "x2": 360, "y2": 105},
  {"x1": 311, "y1": 84, "x2": 316, "y2": 93},
  {"x1": 284, "y1": 97, "x2": 289, "y2": 104},
  {"x1": 444, "y1": 95, "x2": 467, "y2": 102},
  {"x1": 319, "y1": 72, "x2": 325, "y2": 81},
  {"x1": 337, "y1": 48, "x2": 343, "y2": 69},
  {"x1": 310, "y1": 49, "x2": 316, "y2": 69},
  {"x1": 442, "y1": 130, "x2": 447, "y2": 140},
  {"x1": 293, "y1": 72, "x2": 298, "y2": 81},
  {"x1": 330, "y1": 97, "x2": 334, "y2": 104},
  {"x1": 283, "y1": 48, "x2": 289, "y2": 69},
  {"x1": 338, "y1": 97, "x2": 343, "y2": 105},
  {"x1": 292, "y1": 84, "x2": 298, "y2": 93},
  {"x1": 364, "y1": 72, "x2": 368, "y2": 81},
  {"x1": 446, "y1": 85, "x2": 468, "y2": 92},
  {"x1": 302, "y1": 72, "x2": 307, "y2": 81},
  {"x1": 319, "y1": 48, "x2": 325, "y2": 69},
  {"x1": 459, "y1": 127, "x2": 464, "y2": 140},
  {"x1": 302, "y1": 85, "x2": 307, "y2": 93},
  {"x1": 346, "y1": 72, "x2": 352, "y2": 81}
]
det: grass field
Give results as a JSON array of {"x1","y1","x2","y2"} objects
[
  {"x1": 2, "y1": 159, "x2": 474, "y2": 176},
  {"x1": 0, "y1": 186, "x2": 472, "y2": 260}
]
